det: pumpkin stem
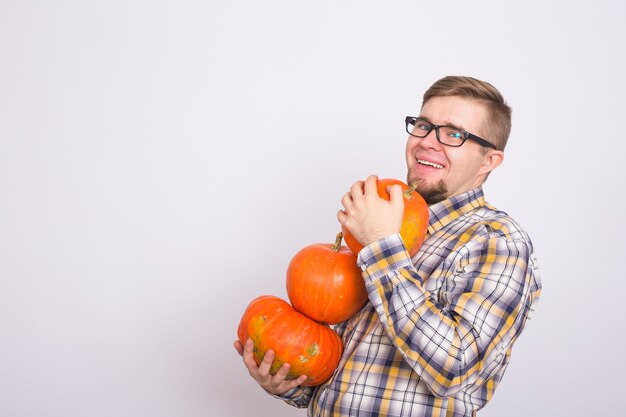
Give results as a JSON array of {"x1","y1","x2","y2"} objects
[
  {"x1": 404, "y1": 182, "x2": 419, "y2": 199},
  {"x1": 332, "y1": 232, "x2": 343, "y2": 252}
]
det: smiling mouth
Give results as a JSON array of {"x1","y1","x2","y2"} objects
[{"x1": 417, "y1": 159, "x2": 444, "y2": 169}]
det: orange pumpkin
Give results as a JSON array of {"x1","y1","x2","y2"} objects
[
  {"x1": 237, "y1": 295, "x2": 343, "y2": 386},
  {"x1": 342, "y1": 178, "x2": 429, "y2": 257},
  {"x1": 286, "y1": 233, "x2": 368, "y2": 325}
]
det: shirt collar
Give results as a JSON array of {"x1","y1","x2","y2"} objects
[{"x1": 427, "y1": 186, "x2": 486, "y2": 235}]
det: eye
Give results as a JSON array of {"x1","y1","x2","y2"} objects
[
  {"x1": 415, "y1": 121, "x2": 431, "y2": 131},
  {"x1": 438, "y1": 127, "x2": 466, "y2": 145},
  {"x1": 441, "y1": 127, "x2": 464, "y2": 138}
]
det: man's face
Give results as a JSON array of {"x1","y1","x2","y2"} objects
[{"x1": 405, "y1": 96, "x2": 503, "y2": 204}]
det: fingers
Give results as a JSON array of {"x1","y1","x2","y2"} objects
[
  {"x1": 270, "y1": 364, "x2": 309, "y2": 392},
  {"x1": 388, "y1": 184, "x2": 403, "y2": 207},
  {"x1": 338, "y1": 175, "x2": 378, "y2": 229},
  {"x1": 257, "y1": 348, "x2": 275, "y2": 376},
  {"x1": 349, "y1": 180, "x2": 365, "y2": 201},
  {"x1": 337, "y1": 209, "x2": 348, "y2": 227},
  {"x1": 340, "y1": 179, "x2": 364, "y2": 223},
  {"x1": 283, "y1": 374, "x2": 309, "y2": 391},
  {"x1": 274, "y1": 362, "x2": 291, "y2": 380},
  {"x1": 241, "y1": 338, "x2": 257, "y2": 369},
  {"x1": 341, "y1": 177, "x2": 375, "y2": 213},
  {"x1": 387, "y1": 184, "x2": 405, "y2": 224},
  {"x1": 295, "y1": 375, "x2": 309, "y2": 386},
  {"x1": 238, "y1": 338, "x2": 307, "y2": 395},
  {"x1": 337, "y1": 176, "x2": 404, "y2": 245},
  {"x1": 234, "y1": 340, "x2": 244, "y2": 356},
  {"x1": 341, "y1": 191, "x2": 353, "y2": 213},
  {"x1": 363, "y1": 175, "x2": 378, "y2": 196}
]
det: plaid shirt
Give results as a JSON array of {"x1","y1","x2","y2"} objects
[{"x1": 278, "y1": 187, "x2": 541, "y2": 416}]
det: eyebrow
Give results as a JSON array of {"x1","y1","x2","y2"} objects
[{"x1": 417, "y1": 116, "x2": 466, "y2": 131}]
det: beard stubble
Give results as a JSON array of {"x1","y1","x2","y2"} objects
[{"x1": 406, "y1": 175, "x2": 448, "y2": 205}]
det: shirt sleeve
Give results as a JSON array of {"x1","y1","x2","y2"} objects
[
  {"x1": 269, "y1": 386, "x2": 315, "y2": 408},
  {"x1": 358, "y1": 231, "x2": 538, "y2": 398}
]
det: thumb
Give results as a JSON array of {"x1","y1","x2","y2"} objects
[{"x1": 389, "y1": 185, "x2": 404, "y2": 209}]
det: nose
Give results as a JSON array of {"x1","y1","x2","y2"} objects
[{"x1": 414, "y1": 128, "x2": 442, "y2": 151}]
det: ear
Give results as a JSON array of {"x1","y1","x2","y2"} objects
[{"x1": 479, "y1": 150, "x2": 504, "y2": 175}]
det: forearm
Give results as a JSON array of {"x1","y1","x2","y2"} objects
[
  {"x1": 358, "y1": 233, "x2": 532, "y2": 397},
  {"x1": 364, "y1": 262, "x2": 479, "y2": 397}
]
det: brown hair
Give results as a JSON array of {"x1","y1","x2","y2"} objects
[{"x1": 422, "y1": 76, "x2": 512, "y2": 151}]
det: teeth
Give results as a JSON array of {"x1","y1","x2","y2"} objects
[{"x1": 417, "y1": 159, "x2": 444, "y2": 169}]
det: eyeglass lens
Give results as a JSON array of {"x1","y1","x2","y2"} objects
[{"x1": 407, "y1": 119, "x2": 466, "y2": 146}]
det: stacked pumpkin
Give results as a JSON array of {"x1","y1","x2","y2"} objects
[{"x1": 237, "y1": 179, "x2": 429, "y2": 386}]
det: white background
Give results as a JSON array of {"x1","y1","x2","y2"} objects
[{"x1": 1, "y1": 1, "x2": 625, "y2": 416}]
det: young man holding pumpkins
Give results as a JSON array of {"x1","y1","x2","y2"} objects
[{"x1": 235, "y1": 76, "x2": 541, "y2": 417}]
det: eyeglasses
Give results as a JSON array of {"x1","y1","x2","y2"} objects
[{"x1": 405, "y1": 116, "x2": 498, "y2": 150}]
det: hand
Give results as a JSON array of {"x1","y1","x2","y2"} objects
[
  {"x1": 337, "y1": 175, "x2": 404, "y2": 247},
  {"x1": 234, "y1": 338, "x2": 308, "y2": 395}
]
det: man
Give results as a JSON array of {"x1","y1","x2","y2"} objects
[{"x1": 235, "y1": 76, "x2": 541, "y2": 416}]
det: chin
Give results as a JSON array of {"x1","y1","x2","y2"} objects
[{"x1": 407, "y1": 175, "x2": 448, "y2": 205}]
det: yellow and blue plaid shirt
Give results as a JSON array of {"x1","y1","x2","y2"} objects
[{"x1": 279, "y1": 187, "x2": 541, "y2": 417}]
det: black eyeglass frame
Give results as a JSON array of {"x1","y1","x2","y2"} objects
[{"x1": 405, "y1": 116, "x2": 498, "y2": 150}]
